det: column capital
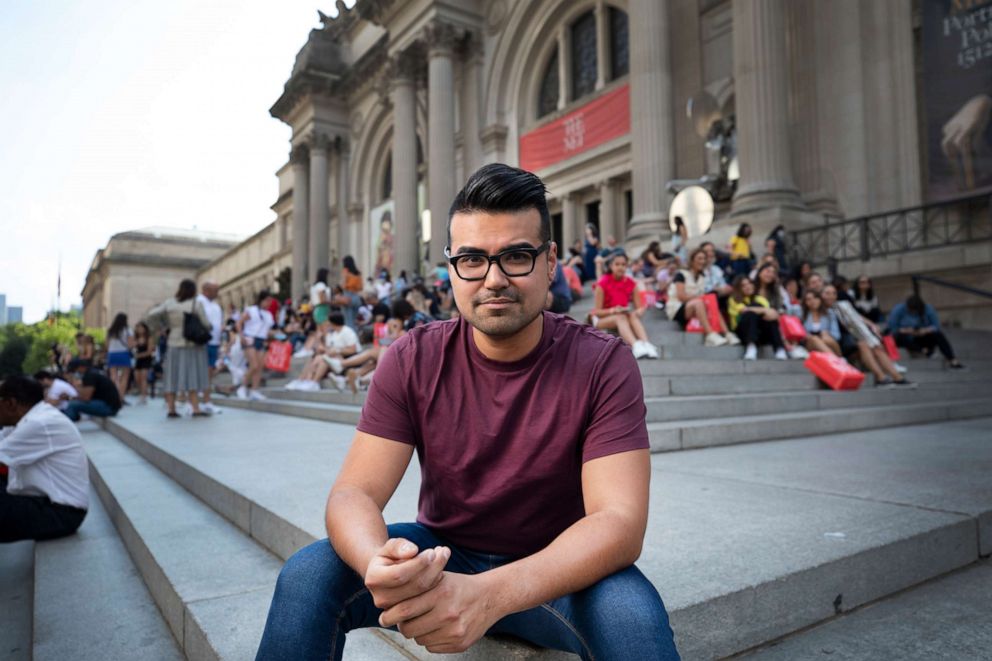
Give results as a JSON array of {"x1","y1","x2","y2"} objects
[
  {"x1": 290, "y1": 144, "x2": 309, "y2": 166},
  {"x1": 423, "y1": 20, "x2": 460, "y2": 57},
  {"x1": 306, "y1": 132, "x2": 332, "y2": 153},
  {"x1": 388, "y1": 52, "x2": 421, "y2": 84},
  {"x1": 333, "y1": 134, "x2": 351, "y2": 157}
]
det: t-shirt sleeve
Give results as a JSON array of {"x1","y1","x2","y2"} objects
[
  {"x1": 673, "y1": 272, "x2": 686, "y2": 284},
  {"x1": 356, "y1": 337, "x2": 417, "y2": 445},
  {"x1": 582, "y1": 341, "x2": 650, "y2": 463}
]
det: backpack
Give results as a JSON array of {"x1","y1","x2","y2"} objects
[{"x1": 182, "y1": 301, "x2": 212, "y2": 345}]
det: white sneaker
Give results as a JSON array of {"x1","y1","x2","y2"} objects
[
  {"x1": 248, "y1": 390, "x2": 267, "y2": 401},
  {"x1": 284, "y1": 379, "x2": 300, "y2": 390},
  {"x1": 725, "y1": 333, "x2": 741, "y2": 346},
  {"x1": 774, "y1": 348, "x2": 788, "y2": 360},
  {"x1": 236, "y1": 385, "x2": 248, "y2": 400},
  {"x1": 705, "y1": 332, "x2": 729, "y2": 347},
  {"x1": 179, "y1": 402, "x2": 194, "y2": 417},
  {"x1": 301, "y1": 380, "x2": 320, "y2": 392},
  {"x1": 645, "y1": 343, "x2": 661, "y2": 359},
  {"x1": 326, "y1": 357, "x2": 344, "y2": 374},
  {"x1": 893, "y1": 362, "x2": 908, "y2": 374},
  {"x1": 201, "y1": 403, "x2": 220, "y2": 415},
  {"x1": 743, "y1": 344, "x2": 758, "y2": 361},
  {"x1": 788, "y1": 346, "x2": 809, "y2": 359},
  {"x1": 631, "y1": 340, "x2": 648, "y2": 359},
  {"x1": 330, "y1": 375, "x2": 347, "y2": 392},
  {"x1": 293, "y1": 349, "x2": 313, "y2": 358}
]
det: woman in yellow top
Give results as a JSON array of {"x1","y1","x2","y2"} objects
[
  {"x1": 728, "y1": 223, "x2": 754, "y2": 278},
  {"x1": 727, "y1": 274, "x2": 787, "y2": 361}
]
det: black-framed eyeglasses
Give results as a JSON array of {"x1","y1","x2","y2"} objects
[{"x1": 443, "y1": 241, "x2": 550, "y2": 281}]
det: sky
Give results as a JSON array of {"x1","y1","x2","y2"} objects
[{"x1": 0, "y1": 0, "x2": 355, "y2": 324}]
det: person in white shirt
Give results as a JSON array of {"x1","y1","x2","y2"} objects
[
  {"x1": 197, "y1": 281, "x2": 225, "y2": 414},
  {"x1": 33, "y1": 371, "x2": 78, "y2": 411},
  {"x1": 236, "y1": 290, "x2": 276, "y2": 401},
  {"x1": 0, "y1": 375, "x2": 89, "y2": 542},
  {"x1": 285, "y1": 312, "x2": 360, "y2": 391}
]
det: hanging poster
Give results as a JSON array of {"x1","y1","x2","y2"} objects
[
  {"x1": 370, "y1": 199, "x2": 395, "y2": 277},
  {"x1": 921, "y1": 0, "x2": 992, "y2": 201}
]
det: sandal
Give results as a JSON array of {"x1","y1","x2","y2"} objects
[
  {"x1": 192, "y1": 411, "x2": 211, "y2": 417},
  {"x1": 167, "y1": 411, "x2": 180, "y2": 418}
]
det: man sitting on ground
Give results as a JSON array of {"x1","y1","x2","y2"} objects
[
  {"x1": 0, "y1": 375, "x2": 89, "y2": 542},
  {"x1": 256, "y1": 163, "x2": 679, "y2": 660},
  {"x1": 63, "y1": 359, "x2": 123, "y2": 421}
]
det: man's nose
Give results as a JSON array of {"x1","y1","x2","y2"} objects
[{"x1": 484, "y1": 260, "x2": 510, "y2": 290}]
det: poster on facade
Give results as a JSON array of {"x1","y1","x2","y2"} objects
[
  {"x1": 921, "y1": 0, "x2": 992, "y2": 201},
  {"x1": 370, "y1": 199, "x2": 395, "y2": 277}
]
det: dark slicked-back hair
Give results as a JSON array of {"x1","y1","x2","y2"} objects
[
  {"x1": 447, "y1": 163, "x2": 550, "y2": 245},
  {"x1": 0, "y1": 375, "x2": 45, "y2": 408}
]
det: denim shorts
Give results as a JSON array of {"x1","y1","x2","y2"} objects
[
  {"x1": 206, "y1": 344, "x2": 219, "y2": 367},
  {"x1": 106, "y1": 351, "x2": 132, "y2": 368}
]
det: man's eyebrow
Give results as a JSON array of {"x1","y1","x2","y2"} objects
[{"x1": 453, "y1": 242, "x2": 538, "y2": 255}]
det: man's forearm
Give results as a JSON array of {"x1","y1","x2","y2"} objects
[
  {"x1": 479, "y1": 508, "x2": 644, "y2": 619},
  {"x1": 326, "y1": 487, "x2": 391, "y2": 577}
]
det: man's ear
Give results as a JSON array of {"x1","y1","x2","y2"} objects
[{"x1": 548, "y1": 242, "x2": 558, "y2": 281}]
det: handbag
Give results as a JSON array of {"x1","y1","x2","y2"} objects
[
  {"x1": 804, "y1": 351, "x2": 865, "y2": 391},
  {"x1": 882, "y1": 335, "x2": 900, "y2": 361},
  {"x1": 779, "y1": 314, "x2": 807, "y2": 343},
  {"x1": 686, "y1": 293, "x2": 726, "y2": 334},
  {"x1": 264, "y1": 340, "x2": 292, "y2": 372},
  {"x1": 182, "y1": 301, "x2": 212, "y2": 345}
]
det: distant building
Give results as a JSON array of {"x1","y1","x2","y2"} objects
[
  {"x1": 82, "y1": 227, "x2": 243, "y2": 329},
  {"x1": 6, "y1": 307, "x2": 22, "y2": 324}
]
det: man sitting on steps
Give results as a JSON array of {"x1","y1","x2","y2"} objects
[
  {"x1": 256, "y1": 164, "x2": 680, "y2": 660},
  {"x1": 0, "y1": 375, "x2": 89, "y2": 543}
]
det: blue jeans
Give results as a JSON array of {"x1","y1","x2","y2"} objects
[
  {"x1": 256, "y1": 523, "x2": 680, "y2": 661},
  {"x1": 63, "y1": 399, "x2": 116, "y2": 421}
]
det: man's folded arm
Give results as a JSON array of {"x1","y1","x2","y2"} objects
[{"x1": 478, "y1": 447, "x2": 650, "y2": 617}]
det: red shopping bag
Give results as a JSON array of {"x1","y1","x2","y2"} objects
[
  {"x1": 685, "y1": 293, "x2": 726, "y2": 333},
  {"x1": 264, "y1": 340, "x2": 292, "y2": 373},
  {"x1": 372, "y1": 322, "x2": 388, "y2": 348},
  {"x1": 882, "y1": 335, "x2": 900, "y2": 361},
  {"x1": 779, "y1": 314, "x2": 807, "y2": 343},
  {"x1": 804, "y1": 351, "x2": 865, "y2": 390},
  {"x1": 640, "y1": 290, "x2": 658, "y2": 308}
]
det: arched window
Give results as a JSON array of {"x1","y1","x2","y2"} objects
[
  {"x1": 382, "y1": 156, "x2": 392, "y2": 200},
  {"x1": 538, "y1": 51, "x2": 560, "y2": 118},
  {"x1": 609, "y1": 7, "x2": 629, "y2": 80},
  {"x1": 570, "y1": 11, "x2": 597, "y2": 100}
]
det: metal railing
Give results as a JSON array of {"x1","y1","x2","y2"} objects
[
  {"x1": 911, "y1": 274, "x2": 992, "y2": 300},
  {"x1": 790, "y1": 193, "x2": 991, "y2": 267}
]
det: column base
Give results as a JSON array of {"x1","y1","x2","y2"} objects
[
  {"x1": 731, "y1": 183, "x2": 805, "y2": 217},
  {"x1": 706, "y1": 205, "x2": 826, "y2": 260},
  {"x1": 624, "y1": 213, "x2": 673, "y2": 258}
]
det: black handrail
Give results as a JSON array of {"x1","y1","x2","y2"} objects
[
  {"x1": 790, "y1": 192, "x2": 991, "y2": 266},
  {"x1": 911, "y1": 275, "x2": 992, "y2": 300}
]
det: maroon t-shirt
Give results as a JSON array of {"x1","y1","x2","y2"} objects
[{"x1": 356, "y1": 311, "x2": 649, "y2": 556}]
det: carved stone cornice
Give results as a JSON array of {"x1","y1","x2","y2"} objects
[
  {"x1": 423, "y1": 20, "x2": 460, "y2": 57},
  {"x1": 336, "y1": 34, "x2": 389, "y2": 100},
  {"x1": 355, "y1": 0, "x2": 397, "y2": 26}
]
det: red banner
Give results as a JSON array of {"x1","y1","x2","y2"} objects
[{"x1": 519, "y1": 84, "x2": 630, "y2": 172}]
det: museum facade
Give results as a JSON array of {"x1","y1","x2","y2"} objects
[{"x1": 197, "y1": 0, "x2": 992, "y2": 327}]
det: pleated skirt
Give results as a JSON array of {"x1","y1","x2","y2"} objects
[{"x1": 163, "y1": 345, "x2": 209, "y2": 393}]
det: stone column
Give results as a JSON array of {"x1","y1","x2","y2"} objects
[
  {"x1": 561, "y1": 193, "x2": 578, "y2": 255},
  {"x1": 426, "y1": 21, "x2": 459, "y2": 263},
  {"x1": 336, "y1": 137, "x2": 351, "y2": 266},
  {"x1": 731, "y1": 0, "x2": 803, "y2": 215},
  {"x1": 460, "y1": 34, "x2": 484, "y2": 178},
  {"x1": 290, "y1": 144, "x2": 309, "y2": 303},
  {"x1": 626, "y1": 0, "x2": 676, "y2": 247},
  {"x1": 390, "y1": 55, "x2": 421, "y2": 277},
  {"x1": 595, "y1": 0, "x2": 609, "y2": 90},
  {"x1": 308, "y1": 133, "x2": 330, "y2": 282},
  {"x1": 599, "y1": 180, "x2": 619, "y2": 243},
  {"x1": 557, "y1": 27, "x2": 569, "y2": 110}
]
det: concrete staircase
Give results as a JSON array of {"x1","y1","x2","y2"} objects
[{"x1": 7, "y1": 308, "x2": 990, "y2": 660}]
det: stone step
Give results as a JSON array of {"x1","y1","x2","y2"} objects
[
  {"x1": 739, "y1": 559, "x2": 992, "y2": 659},
  {"x1": 218, "y1": 378, "x2": 991, "y2": 429},
  {"x1": 0, "y1": 541, "x2": 33, "y2": 661},
  {"x1": 96, "y1": 406, "x2": 992, "y2": 659},
  {"x1": 32, "y1": 485, "x2": 183, "y2": 661},
  {"x1": 81, "y1": 428, "x2": 410, "y2": 661},
  {"x1": 647, "y1": 397, "x2": 992, "y2": 452},
  {"x1": 644, "y1": 381, "x2": 992, "y2": 422}
]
